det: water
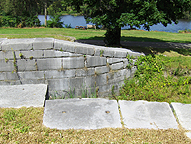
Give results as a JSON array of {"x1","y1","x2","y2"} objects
[{"x1": 38, "y1": 15, "x2": 191, "y2": 33}]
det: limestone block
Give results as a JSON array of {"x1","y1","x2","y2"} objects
[
  {"x1": 54, "y1": 39, "x2": 75, "y2": 52},
  {"x1": 110, "y1": 62, "x2": 123, "y2": 70},
  {"x1": 95, "y1": 73, "x2": 107, "y2": 86},
  {"x1": 0, "y1": 80, "x2": 21, "y2": 85},
  {"x1": 43, "y1": 98, "x2": 122, "y2": 130},
  {"x1": 0, "y1": 51, "x2": 20, "y2": 60},
  {"x1": 69, "y1": 77, "x2": 85, "y2": 89},
  {"x1": 44, "y1": 70, "x2": 75, "y2": 79},
  {"x1": 107, "y1": 58, "x2": 124, "y2": 64},
  {"x1": 18, "y1": 71, "x2": 45, "y2": 80},
  {"x1": 87, "y1": 68, "x2": 95, "y2": 76},
  {"x1": 85, "y1": 76, "x2": 96, "y2": 87},
  {"x1": 75, "y1": 43, "x2": 94, "y2": 55},
  {"x1": 113, "y1": 48, "x2": 128, "y2": 58},
  {"x1": 37, "y1": 58, "x2": 62, "y2": 71},
  {"x1": 94, "y1": 47, "x2": 114, "y2": 57},
  {"x1": 76, "y1": 69, "x2": 87, "y2": 77},
  {"x1": 33, "y1": 38, "x2": 54, "y2": 50},
  {"x1": 0, "y1": 59, "x2": 14, "y2": 72},
  {"x1": 1, "y1": 38, "x2": 34, "y2": 51},
  {"x1": 44, "y1": 50, "x2": 82, "y2": 58},
  {"x1": 0, "y1": 38, "x2": 7, "y2": 50},
  {"x1": 21, "y1": 79, "x2": 45, "y2": 85},
  {"x1": 20, "y1": 50, "x2": 44, "y2": 59},
  {"x1": 95, "y1": 66, "x2": 109, "y2": 74},
  {"x1": 86, "y1": 56, "x2": 106, "y2": 67},
  {"x1": 17, "y1": 59, "x2": 36, "y2": 71},
  {"x1": 119, "y1": 100, "x2": 178, "y2": 129},
  {"x1": 0, "y1": 72, "x2": 19, "y2": 80},
  {"x1": 63, "y1": 57, "x2": 84, "y2": 69},
  {"x1": 0, "y1": 84, "x2": 47, "y2": 108},
  {"x1": 48, "y1": 78, "x2": 70, "y2": 91},
  {"x1": 171, "y1": 103, "x2": 191, "y2": 130}
]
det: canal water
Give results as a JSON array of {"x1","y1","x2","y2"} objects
[{"x1": 38, "y1": 15, "x2": 191, "y2": 33}]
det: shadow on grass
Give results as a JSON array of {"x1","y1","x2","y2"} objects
[{"x1": 76, "y1": 36, "x2": 191, "y2": 56}]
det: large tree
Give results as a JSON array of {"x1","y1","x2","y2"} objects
[{"x1": 71, "y1": 0, "x2": 190, "y2": 46}]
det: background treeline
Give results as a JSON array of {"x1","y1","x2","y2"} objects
[{"x1": 0, "y1": 0, "x2": 191, "y2": 28}]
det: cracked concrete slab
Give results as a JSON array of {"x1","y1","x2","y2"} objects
[
  {"x1": 43, "y1": 98, "x2": 122, "y2": 130},
  {"x1": 119, "y1": 100, "x2": 178, "y2": 129},
  {"x1": 0, "y1": 84, "x2": 47, "y2": 108},
  {"x1": 171, "y1": 102, "x2": 191, "y2": 130}
]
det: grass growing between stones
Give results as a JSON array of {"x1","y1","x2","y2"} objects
[
  {"x1": 1, "y1": 107, "x2": 191, "y2": 143},
  {"x1": 119, "y1": 51, "x2": 191, "y2": 103}
]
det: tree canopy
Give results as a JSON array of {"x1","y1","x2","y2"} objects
[{"x1": 71, "y1": 0, "x2": 191, "y2": 46}]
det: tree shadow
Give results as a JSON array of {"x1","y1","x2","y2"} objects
[{"x1": 76, "y1": 36, "x2": 191, "y2": 56}]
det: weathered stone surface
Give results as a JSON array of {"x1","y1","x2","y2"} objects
[
  {"x1": 0, "y1": 72, "x2": 19, "y2": 80},
  {"x1": 85, "y1": 76, "x2": 96, "y2": 87},
  {"x1": 18, "y1": 71, "x2": 45, "y2": 80},
  {"x1": 75, "y1": 43, "x2": 94, "y2": 55},
  {"x1": 44, "y1": 50, "x2": 82, "y2": 58},
  {"x1": 0, "y1": 51, "x2": 20, "y2": 60},
  {"x1": 48, "y1": 78, "x2": 70, "y2": 91},
  {"x1": 43, "y1": 98, "x2": 122, "y2": 130},
  {"x1": 0, "y1": 60, "x2": 14, "y2": 72},
  {"x1": 113, "y1": 48, "x2": 128, "y2": 58},
  {"x1": 69, "y1": 77, "x2": 85, "y2": 89},
  {"x1": 20, "y1": 50, "x2": 44, "y2": 59},
  {"x1": 33, "y1": 38, "x2": 54, "y2": 50},
  {"x1": 0, "y1": 84, "x2": 47, "y2": 108},
  {"x1": 94, "y1": 47, "x2": 114, "y2": 57},
  {"x1": 87, "y1": 68, "x2": 95, "y2": 76},
  {"x1": 110, "y1": 62, "x2": 124, "y2": 70},
  {"x1": 95, "y1": 66, "x2": 109, "y2": 74},
  {"x1": 54, "y1": 39, "x2": 76, "y2": 52},
  {"x1": 86, "y1": 56, "x2": 106, "y2": 67},
  {"x1": 107, "y1": 58, "x2": 124, "y2": 64},
  {"x1": 76, "y1": 69, "x2": 87, "y2": 77},
  {"x1": 1, "y1": 38, "x2": 34, "y2": 51},
  {"x1": 45, "y1": 70, "x2": 75, "y2": 79},
  {"x1": 171, "y1": 103, "x2": 191, "y2": 130},
  {"x1": 119, "y1": 100, "x2": 178, "y2": 129},
  {"x1": 95, "y1": 73, "x2": 107, "y2": 86},
  {"x1": 63, "y1": 57, "x2": 84, "y2": 69},
  {"x1": 37, "y1": 58, "x2": 62, "y2": 70},
  {"x1": 17, "y1": 59, "x2": 36, "y2": 71}
]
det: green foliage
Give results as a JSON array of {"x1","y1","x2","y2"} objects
[
  {"x1": 119, "y1": 54, "x2": 191, "y2": 103},
  {"x1": 70, "y1": 0, "x2": 191, "y2": 45},
  {"x1": 47, "y1": 15, "x2": 63, "y2": 28},
  {"x1": 178, "y1": 29, "x2": 191, "y2": 33}
]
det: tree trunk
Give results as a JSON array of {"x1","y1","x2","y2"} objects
[
  {"x1": 104, "y1": 26, "x2": 121, "y2": 46},
  {"x1": 44, "y1": 1, "x2": 47, "y2": 26}
]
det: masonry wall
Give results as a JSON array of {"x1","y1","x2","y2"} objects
[{"x1": 0, "y1": 38, "x2": 144, "y2": 98}]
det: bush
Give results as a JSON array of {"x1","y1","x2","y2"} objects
[{"x1": 47, "y1": 15, "x2": 63, "y2": 28}]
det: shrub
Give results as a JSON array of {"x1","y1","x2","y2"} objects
[{"x1": 47, "y1": 15, "x2": 63, "y2": 28}]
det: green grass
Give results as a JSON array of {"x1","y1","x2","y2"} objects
[
  {"x1": 0, "y1": 27, "x2": 191, "y2": 43},
  {"x1": 118, "y1": 52, "x2": 191, "y2": 103}
]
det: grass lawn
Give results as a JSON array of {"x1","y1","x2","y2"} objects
[
  {"x1": 1, "y1": 28, "x2": 191, "y2": 143},
  {"x1": 0, "y1": 27, "x2": 191, "y2": 43}
]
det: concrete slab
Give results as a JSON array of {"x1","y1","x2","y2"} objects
[
  {"x1": 119, "y1": 100, "x2": 178, "y2": 129},
  {"x1": 43, "y1": 98, "x2": 122, "y2": 130},
  {"x1": 171, "y1": 103, "x2": 191, "y2": 130},
  {"x1": 0, "y1": 84, "x2": 47, "y2": 108}
]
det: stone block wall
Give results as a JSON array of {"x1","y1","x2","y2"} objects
[{"x1": 0, "y1": 38, "x2": 144, "y2": 98}]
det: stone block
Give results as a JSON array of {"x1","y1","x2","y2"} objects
[
  {"x1": 95, "y1": 66, "x2": 109, "y2": 74},
  {"x1": 0, "y1": 59, "x2": 14, "y2": 72},
  {"x1": 86, "y1": 56, "x2": 106, "y2": 67},
  {"x1": 44, "y1": 50, "x2": 82, "y2": 58},
  {"x1": 63, "y1": 57, "x2": 84, "y2": 69},
  {"x1": 18, "y1": 71, "x2": 45, "y2": 80},
  {"x1": 76, "y1": 69, "x2": 87, "y2": 77},
  {"x1": 21, "y1": 79, "x2": 45, "y2": 84},
  {"x1": 43, "y1": 98, "x2": 122, "y2": 130},
  {"x1": 0, "y1": 72, "x2": 19, "y2": 80},
  {"x1": 48, "y1": 78, "x2": 70, "y2": 91},
  {"x1": 171, "y1": 103, "x2": 191, "y2": 130},
  {"x1": 44, "y1": 70, "x2": 75, "y2": 79},
  {"x1": 69, "y1": 77, "x2": 85, "y2": 89},
  {"x1": 85, "y1": 76, "x2": 96, "y2": 88},
  {"x1": 110, "y1": 62, "x2": 123, "y2": 70},
  {"x1": 119, "y1": 100, "x2": 178, "y2": 129},
  {"x1": 113, "y1": 48, "x2": 128, "y2": 58},
  {"x1": 54, "y1": 39, "x2": 75, "y2": 52},
  {"x1": 95, "y1": 73, "x2": 107, "y2": 86},
  {"x1": 20, "y1": 50, "x2": 44, "y2": 59},
  {"x1": 0, "y1": 84, "x2": 47, "y2": 108},
  {"x1": 33, "y1": 38, "x2": 54, "y2": 50},
  {"x1": 37, "y1": 58, "x2": 62, "y2": 71},
  {"x1": 94, "y1": 47, "x2": 114, "y2": 57},
  {"x1": 74, "y1": 43, "x2": 94, "y2": 55},
  {"x1": 0, "y1": 80, "x2": 21, "y2": 85},
  {"x1": 107, "y1": 58, "x2": 124, "y2": 64},
  {"x1": 17, "y1": 59, "x2": 36, "y2": 71},
  {"x1": 87, "y1": 68, "x2": 95, "y2": 76},
  {"x1": 1, "y1": 38, "x2": 34, "y2": 51}
]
